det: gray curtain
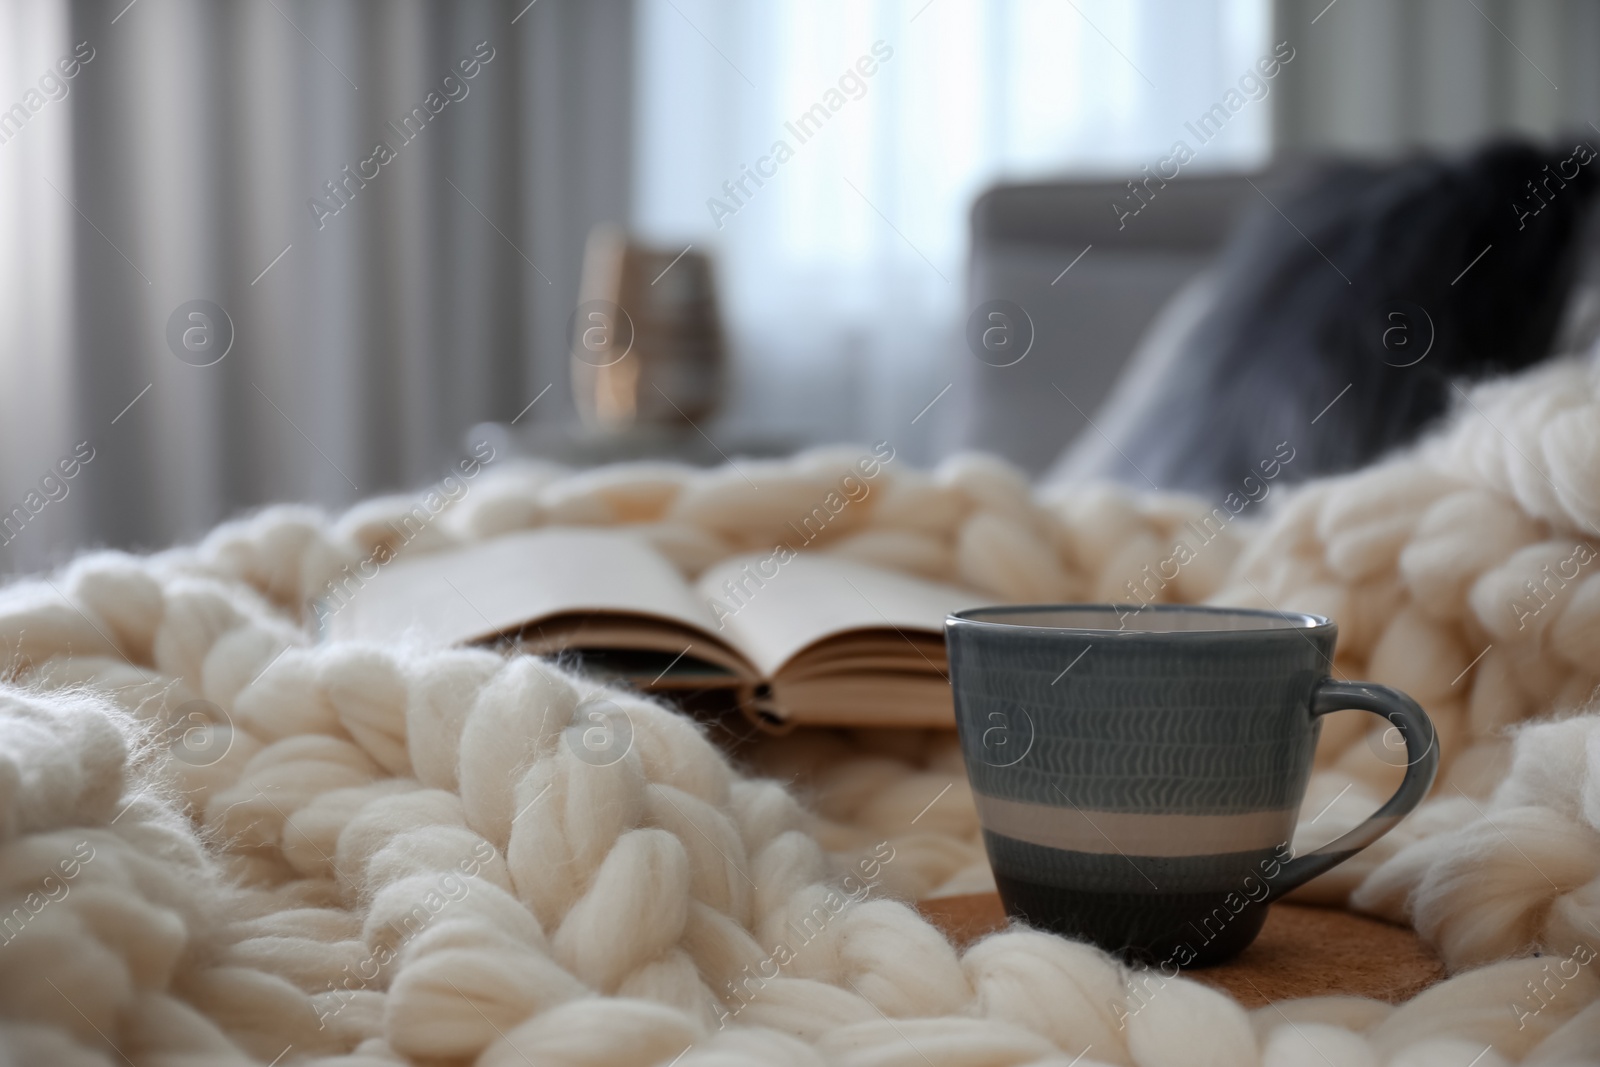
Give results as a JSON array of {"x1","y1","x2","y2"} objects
[
  {"x1": 1272, "y1": 0, "x2": 1600, "y2": 156},
  {"x1": 0, "y1": 0, "x2": 631, "y2": 574}
]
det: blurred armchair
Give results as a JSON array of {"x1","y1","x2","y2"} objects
[{"x1": 948, "y1": 172, "x2": 1264, "y2": 476}]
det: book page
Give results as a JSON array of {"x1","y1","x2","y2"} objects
[
  {"x1": 694, "y1": 553, "x2": 988, "y2": 679},
  {"x1": 775, "y1": 673, "x2": 955, "y2": 727},
  {"x1": 326, "y1": 527, "x2": 726, "y2": 648}
]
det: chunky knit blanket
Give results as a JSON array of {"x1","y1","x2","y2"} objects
[{"x1": 4, "y1": 357, "x2": 1600, "y2": 1065}]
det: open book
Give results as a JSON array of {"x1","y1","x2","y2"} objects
[{"x1": 324, "y1": 528, "x2": 988, "y2": 728}]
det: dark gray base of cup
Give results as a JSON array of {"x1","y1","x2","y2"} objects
[
  {"x1": 994, "y1": 871, "x2": 1270, "y2": 967},
  {"x1": 983, "y1": 829, "x2": 1282, "y2": 968}
]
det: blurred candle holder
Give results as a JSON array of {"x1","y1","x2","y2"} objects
[{"x1": 571, "y1": 225, "x2": 727, "y2": 431}]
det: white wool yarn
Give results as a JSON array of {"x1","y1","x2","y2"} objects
[{"x1": 1, "y1": 359, "x2": 1600, "y2": 1062}]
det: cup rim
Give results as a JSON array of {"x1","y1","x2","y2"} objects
[{"x1": 947, "y1": 602, "x2": 1335, "y2": 637}]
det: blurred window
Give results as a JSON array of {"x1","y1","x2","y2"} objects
[{"x1": 633, "y1": 0, "x2": 1270, "y2": 447}]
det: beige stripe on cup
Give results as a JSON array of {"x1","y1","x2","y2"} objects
[{"x1": 973, "y1": 792, "x2": 1296, "y2": 858}]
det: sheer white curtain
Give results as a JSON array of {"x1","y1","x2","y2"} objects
[{"x1": 633, "y1": 0, "x2": 1270, "y2": 459}]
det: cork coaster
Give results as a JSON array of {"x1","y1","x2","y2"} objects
[{"x1": 917, "y1": 892, "x2": 1446, "y2": 1008}]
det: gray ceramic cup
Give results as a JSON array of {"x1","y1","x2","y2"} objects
[{"x1": 946, "y1": 604, "x2": 1437, "y2": 968}]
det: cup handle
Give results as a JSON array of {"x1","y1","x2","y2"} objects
[{"x1": 1264, "y1": 679, "x2": 1439, "y2": 902}]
